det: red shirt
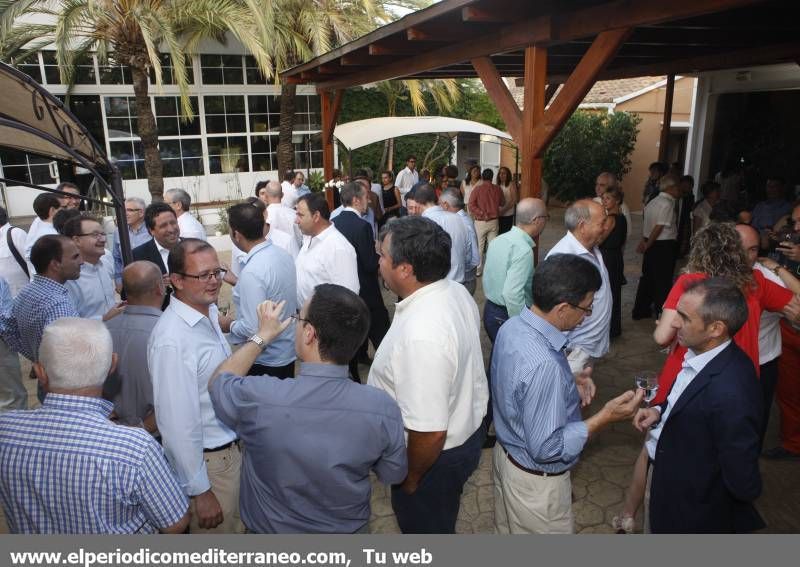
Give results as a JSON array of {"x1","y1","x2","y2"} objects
[
  {"x1": 652, "y1": 270, "x2": 793, "y2": 405},
  {"x1": 468, "y1": 182, "x2": 504, "y2": 221}
]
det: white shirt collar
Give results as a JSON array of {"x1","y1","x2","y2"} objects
[
  {"x1": 562, "y1": 229, "x2": 593, "y2": 256},
  {"x1": 684, "y1": 339, "x2": 732, "y2": 374},
  {"x1": 343, "y1": 206, "x2": 362, "y2": 216},
  {"x1": 168, "y1": 296, "x2": 217, "y2": 328}
]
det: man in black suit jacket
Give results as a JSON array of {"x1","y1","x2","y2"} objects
[
  {"x1": 635, "y1": 277, "x2": 764, "y2": 533},
  {"x1": 130, "y1": 202, "x2": 181, "y2": 311},
  {"x1": 332, "y1": 182, "x2": 391, "y2": 377}
]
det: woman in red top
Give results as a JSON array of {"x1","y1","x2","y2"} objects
[{"x1": 612, "y1": 222, "x2": 798, "y2": 533}]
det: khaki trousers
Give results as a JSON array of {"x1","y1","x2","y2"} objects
[
  {"x1": 474, "y1": 219, "x2": 499, "y2": 275},
  {"x1": 492, "y1": 444, "x2": 574, "y2": 534},
  {"x1": 189, "y1": 443, "x2": 245, "y2": 534}
]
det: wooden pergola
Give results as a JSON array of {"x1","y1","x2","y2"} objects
[{"x1": 282, "y1": 0, "x2": 800, "y2": 200}]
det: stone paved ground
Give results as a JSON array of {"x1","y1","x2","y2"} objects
[{"x1": 2, "y1": 208, "x2": 798, "y2": 534}]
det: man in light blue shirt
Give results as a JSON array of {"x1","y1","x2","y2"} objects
[
  {"x1": 147, "y1": 239, "x2": 242, "y2": 534},
  {"x1": 219, "y1": 203, "x2": 297, "y2": 378},
  {"x1": 112, "y1": 197, "x2": 152, "y2": 286},
  {"x1": 415, "y1": 184, "x2": 470, "y2": 284},
  {"x1": 545, "y1": 199, "x2": 612, "y2": 372},
  {"x1": 209, "y1": 285, "x2": 406, "y2": 533},
  {"x1": 482, "y1": 198, "x2": 548, "y2": 342},
  {"x1": 439, "y1": 188, "x2": 479, "y2": 295},
  {"x1": 491, "y1": 254, "x2": 642, "y2": 533}
]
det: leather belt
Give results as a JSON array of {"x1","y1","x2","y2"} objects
[
  {"x1": 503, "y1": 447, "x2": 567, "y2": 477},
  {"x1": 203, "y1": 439, "x2": 239, "y2": 454}
]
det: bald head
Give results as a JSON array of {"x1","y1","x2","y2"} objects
[
  {"x1": 595, "y1": 172, "x2": 618, "y2": 197},
  {"x1": 264, "y1": 180, "x2": 283, "y2": 202},
  {"x1": 122, "y1": 261, "x2": 165, "y2": 305},
  {"x1": 735, "y1": 223, "x2": 760, "y2": 266},
  {"x1": 516, "y1": 198, "x2": 548, "y2": 237}
]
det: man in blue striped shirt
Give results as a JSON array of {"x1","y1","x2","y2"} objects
[
  {"x1": 0, "y1": 317, "x2": 188, "y2": 534},
  {"x1": 491, "y1": 254, "x2": 642, "y2": 533}
]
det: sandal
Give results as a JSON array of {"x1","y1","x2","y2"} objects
[{"x1": 611, "y1": 514, "x2": 635, "y2": 534}]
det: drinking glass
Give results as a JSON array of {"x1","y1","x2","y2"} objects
[{"x1": 634, "y1": 371, "x2": 659, "y2": 406}]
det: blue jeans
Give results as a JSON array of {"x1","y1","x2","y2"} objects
[{"x1": 483, "y1": 300, "x2": 509, "y2": 344}]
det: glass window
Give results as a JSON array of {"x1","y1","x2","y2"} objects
[
  {"x1": 63, "y1": 95, "x2": 106, "y2": 147},
  {"x1": 0, "y1": 149, "x2": 54, "y2": 185},
  {"x1": 251, "y1": 134, "x2": 277, "y2": 172},
  {"x1": 293, "y1": 133, "x2": 322, "y2": 170},
  {"x1": 109, "y1": 140, "x2": 144, "y2": 180},
  {"x1": 207, "y1": 136, "x2": 249, "y2": 174},
  {"x1": 244, "y1": 55, "x2": 272, "y2": 85},
  {"x1": 98, "y1": 62, "x2": 131, "y2": 85},
  {"x1": 42, "y1": 51, "x2": 95, "y2": 85},
  {"x1": 104, "y1": 96, "x2": 139, "y2": 139},
  {"x1": 292, "y1": 95, "x2": 321, "y2": 131},
  {"x1": 13, "y1": 53, "x2": 42, "y2": 83},
  {"x1": 204, "y1": 95, "x2": 246, "y2": 135},
  {"x1": 154, "y1": 96, "x2": 200, "y2": 136},
  {"x1": 149, "y1": 53, "x2": 194, "y2": 85},
  {"x1": 159, "y1": 138, "x2": 204, "y2": 178},
  {"x1": 248, "y1": 95, "x2": 281, "y2": 133},
  {"x1": 200, "y1": 54, "x2": 243, "y2": 85}
]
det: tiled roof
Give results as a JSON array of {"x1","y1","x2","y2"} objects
[{"x1": 508, "y1": 76, "x2": 667, "y2": 108}]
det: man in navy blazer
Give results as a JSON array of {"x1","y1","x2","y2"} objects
[
  {"x1": 130, "y1": 203, "x2": 180, "y2": 311},
  {"x1": 635, "y1": 277, "x2": 764, "y2": 533},
  {"x1": 331, "y1": 182, "x2": 390, "y2": 378}
]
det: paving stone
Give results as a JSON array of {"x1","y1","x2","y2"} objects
[
  {"x1": 601, "y1": 465, "x2": 634, "y2": 488},
  {"x1": 472, "y1": 512, "x2": 495, "y2": 534},
  {"x1": 587, "y1": 479, "x2": 623, "y2": 508},
  {"x1": 370, "y1": 493, "x2": 395, "y2": 518},
  {"x1": 458, "y1": 490, "x2": 480, "y2": 522},
  {"x1": 369, "y1": 514, "x2": 400, "y2": 534},
  {"x1": 477, "y1": 485, "x2": 494, "y2": 513},
  {"x1": 573, "y1": 500, "x2": 605, "y2": 527}
]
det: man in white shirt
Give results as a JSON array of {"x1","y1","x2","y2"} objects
[
  {"x1": 415, "y1": 185, "x2": 471, "y2": 284},
  {"x1": 438, "y1": 188, "x2": 480, "y2": 295},
  {"x1": 394, "y1": 155, "x2": 419, "y2": 205},
  {"x1": 260, "y1": 180, "x2": 303, "y2": 246},
  {"x1": 692, "y1": 181, "x2": 721, "y2": 236},
  {"x1": 164, "y1": 189, "x2": 206, "y2": 241},
  {"x1": 62, "y1": 215, "x2": 122, "y2": 321},
  {"x1": 148, "y1": 239, "x2": 243, "y2": 534},
  {"x1": 632, "y1": 175, "x2": 681, "y2": 320},
  {"x1": 593, "y1": 172, "x2": 632, "y2": 237},
  {"x1": 281, "y1": 170, "x2": 299, "y2": 208},
  {"x1": 0, "y1": 206, "x2": 29, "y2": 296},
  {"x1": 294, "y1": 192, "x2": 359, "y2": 308},
  {"x1": 24, "y1": 192, "x2": 61, "y2": 275},
  {"x1": 545, "y1": 199, "x2": 612, "y2": 372},
  {"x1": 368, "y1": 216, "x2": 489, "y2": 533}
]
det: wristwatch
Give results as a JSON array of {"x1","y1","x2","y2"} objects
[{"x1": 247, "y1": 334, "x2": 267, "y2": 349}]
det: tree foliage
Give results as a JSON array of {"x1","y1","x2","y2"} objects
[{"x1": 543, "y1": 110, "x2": 641, "y2": 202}]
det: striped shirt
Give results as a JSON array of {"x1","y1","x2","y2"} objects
[
  {"x1": 490, "y1": 308, "x2": 588, "y2": 474},
  {"x1": 0, "y1": 394, "x2": 187, "y2": 533}
]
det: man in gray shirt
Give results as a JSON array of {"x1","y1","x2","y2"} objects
[
  {"x1": 104, "y1": 261, "x2": 165, "y2": 434},
  {"x1": 209, "y1": 284, "x2": 407, "y2": 533}
]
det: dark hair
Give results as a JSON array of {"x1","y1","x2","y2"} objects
[
  {"x1": 53, "y1": 208, "x2": 81, "y2": 234},
  {"x1": 244, "y1": 196, "x2": 267, "y2": 213},
  {"x1": 481, "y1": 168, "x2": 494, "y2": 181},
  {"x1": 144, "y1": 202, "x2": 176, "y2": 230},
  {"x1": 55, "y1": 181, "x2": 79, "y2": 193},
  {"x1": 254, "y1": 180, "x2": 269, "y2": 196},
  {"x1": 496, "y1": 166, "x2": 513, "y2": 186},
  {"x1": 532, "y1": 254, "x2": 602, "y2": 312},
  {"x1": 354, "y1": 168, "x2": 370, "y2": 180},
  {"x1": 284, "y1": 170, "x2": 296, "y2": 182},
  {"x1": 33, "y1": 193, "x2": 60, "y2": 220},
  {"x1": 414, "y1": 184, "x2": 438, "y2": 205},
  {"x1": 680, "y1": 174, "x2": 695, "y2": 187},
  {"x1": 339, "y1": 181, "x2": 364, "y2": 207},
  {"x1": 167, "y1": 238, "x2": 214, "y2": 275},
  {"x1": 61, "y1": 213, "x2": 101, "y2": 238},
  {"x1": 445, "y1": 165, "x2": 459, "y2": 179},
  {"x1": 766, "y1": 175, "x2": 786, "y2": 186},
  {"x1": 30, "y1": 234, "x2": 71, "y2": 274},
  {"x1": 0, "y1": 206, "x2": 7, "y2": 226},
  {"x1": 406, "y1": 155, "x2": 417, "y2": 162},
  {"x1": 297, "y1": 193, "x2": 330, "y2": 221},
  {"x1": 228, "y1": 203, "x2": 265, "y2": 241},
  {"x1": 649, "y1": 161, "x2": 668, "y2": 174},
  {"x1": 306, "y1": 284, "x2": 370, "y2": 364},
  {"x1": 700, "y1": 181, "x2": 721, "y2": 199},
  {"x1": 381, "y1": 170, "x2": 394, "y2": 182},
  {"x1": 378, "y1": 216, "x2": 450, "y2": 283},
  {"x1": 683, "y1": 277, "x2": 748, "y2": 336}
]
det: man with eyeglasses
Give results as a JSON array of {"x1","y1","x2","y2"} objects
[
  {"x1": 546, "y1": 199, "x2": 613, "y2": 374},
  {"x1": 147, "y1": 238, "x2": 243, "y2": 534},
  {"x1": 112, "y1": 197, "x2": 152, "y2": 288},
  {"x1": 491, "y1": 254, "x2": 642, "y2": 534},
  {"x1": 61, "y1": 214, "x2": 124, "y2": 321},
  {"x1": 482, "y1": 198, "x2": 549, "y2": 342}
]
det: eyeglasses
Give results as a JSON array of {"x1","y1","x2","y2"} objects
[
  {"x1": 175, "y1": 268, "x2": 227, "y2": 282},
  {"x1": 290, "y1": 313, "x2": 312, "y2": 325},
  {"x1": 77, "y1": 232, "x2": 107, "y2": 240},
  {"x1": 567, "y1": 302, "x2": 593, "y2": 316}
]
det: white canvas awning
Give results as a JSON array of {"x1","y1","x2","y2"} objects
[{"x1": 333, "y1": 116, "x2": 513, "y2": 151}]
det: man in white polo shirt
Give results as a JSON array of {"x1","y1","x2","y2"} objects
[{"x1": 368, "y1": 216, "x2": 488, "y2": 534}]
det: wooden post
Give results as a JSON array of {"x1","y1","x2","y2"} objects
[
  {"x1": 521, "y1": 45, "x2": 547, "y2": 201},
  {"x1": 320, "y1": 89, "x2": 343, "y2": 211},
  {"x1": 658, "y1": 74, "x2": 676, "y2": 164},
  {"x1": 471, "y1": 57, "x2": 522, "y2": 142}
]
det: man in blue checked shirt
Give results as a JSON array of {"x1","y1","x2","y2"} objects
[
  {"x1": 0, "y1": 317, "x2": 188, "y2": 534},
  {"x1": 491, "y1": 254, "x2": 642, "y2": 534}
]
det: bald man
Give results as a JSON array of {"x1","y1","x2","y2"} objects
[
  {"x1": 483, "y1": 198, "x2": 549, "y2": 342},
  {"x1": 104, "y1": 261, "x2": 166, "y2": 435},
  {"x1": 260, "y1": 180, "x2": 302, "y2": 246},
  {"x1": 593, "y1": 172, "x2": 631, "y2": 237}
]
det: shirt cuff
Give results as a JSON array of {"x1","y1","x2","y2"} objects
[
  {"x1": 183, "y1": 461, "x2": 212, "y2": 497},
  {"x1": 562, "y1": 420, "x2": 589, "y2": 461}
]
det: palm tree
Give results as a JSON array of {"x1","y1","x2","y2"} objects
[
  {"x1": 260, "y1": 0, "x2": 425, "y2": 176},
  {"x1": 374, "y1": 78, "x2": 460, "y2": 170},
  {"x1": 1, "y1": 0, "x2": 273, "y2": 201}
]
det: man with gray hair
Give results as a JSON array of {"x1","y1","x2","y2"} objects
[
  {"x1": 113, "y1": 196, "x2": 152, "y2": 287},
  {"x1": 439, "y1": 188, "x2": 479, "y2": 295},
  {"x1": 104, "y1": 261, "x2": 166, "y2": 435},
  {"x1": 632, "y1": 174, "x2": 681, "y2": 320},
  {"x1": 482, "y1": 198, "x2": 548, "y2": 342},
  {"x1": 165, "y1": 188, "x2": 206, "y2": 241},
  {"x1": 415, "y1": 184, "x2": 471, "y2": 285},
  {"x1": 0, "y1": 317, "x2": 189, "y2": 534},
  {"x1": 546, "y1": 199, "x2": 612, "y2": 373}
]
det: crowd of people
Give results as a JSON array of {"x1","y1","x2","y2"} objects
[{"x1": 0, "y1": 158, "x2": 798, "y2": 535}]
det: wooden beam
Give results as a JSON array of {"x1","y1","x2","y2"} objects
[
  {"x1": 368, "y1": 40, "x2": 420, "y2": 56},
  {"x1": 407, "y1": 25, "x2": 473, "y2": 42},
  {"x1": 462, "y1": 3, "x2": 516, "y2": 23},
  {"x1": 530, "y1": 27, "x2": 631, "y2": 158},
  {"x1": 544, "y1": 83, "x2": 560, "y2": 106},
  {"x1": 471, "y1": 57, "x2": 522, "y2": 142},
  {"x1": 320, "y1": 90, "x2": 342, "y2": 211},
  {"x1": 291, "y1": 0, "x2": 760, "y2": 87},
  {"x1": 658, "y1": 74, "x2": 676, "y2": 163},
  {"x1": 521, "y1": 45, "x2": 547, "y2": 202}
]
